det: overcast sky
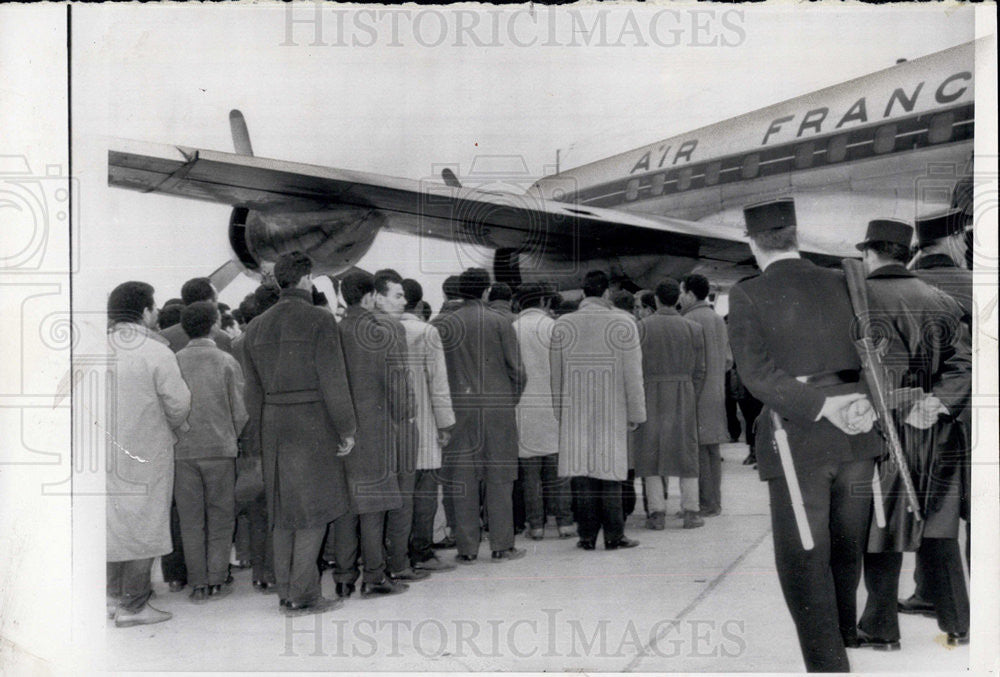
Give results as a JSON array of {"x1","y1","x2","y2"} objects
[{"x1": 71, "y1": 4, "x2": 979, "y2": 313}]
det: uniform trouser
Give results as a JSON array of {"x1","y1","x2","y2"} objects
[
  {"x1": 645, "y1": 475, "x2": 700, "y2": 513},
  {"x1": 410, "y1": 469, "x2": 440, "y2": 564},
  {"x1": 160, "y1": 500, "x2": 187, "y2": 584},
  {"x1": 327, "y1": 511, "x2": 387, "y2": 585},
  {"x1": 107, "y1": 558, "x2": 154, "y2": 611},
  {"x1": 521, "y1": 454, "x2": 573, "y2": 529},
  {"x1": 239, "y1": 492, "x2": 274, "y2": 583},
  {"x1": 272, "y1": 527, "x2": 325, "y2": 605},
  {"x1": 174, "y1": 458, "x2": 236, "y2": 587},
  {"x1": 738, "y1": 396, "x2": 764, "y2": 453},
  {"x1": 452, "y1": 464, "x2": 514, "y2": 555},
  {"x1": 385, "y1": 471, "x2": 415, "y2": 574},
  {"x1": 768, "y1": 457, "x2": 873, "y2": 673},
  {"x1": 698, "y1": 444, "x2": 722, "y2": 513},
  {"x1": 622, "y1": 470, "x2": 638, "y2": 517},
  {"x1": 574, "y1": 476, "x2": 625, "y2": 545}
]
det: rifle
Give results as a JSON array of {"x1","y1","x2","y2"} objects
[{"x1": 842, "y1": 259, "x2": 923, "y2": 522}]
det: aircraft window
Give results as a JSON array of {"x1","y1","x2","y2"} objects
[
  {"x1": 795, "y1": 143, "x2": 815, "y2": 169},
  {"x1": 625, "y1": 178, "x2": 640, "y2": 201},
  {"x1": 826, "y1": 135, "x2": 848, "y2": 163},
  {"x1": 928, "y1": 112, "x2": 954, "y2": 144},
  {"x1": 677, "y1": 168, "x2": 693, "y2": 191},
  {"x1": 650, "y1": 174, "x2": 666, "y2": 196},
  {"x1": 741, "y1": 154, "x2": 760, "y2": 179},
  {"x1": 874, "y1": 124, "x2": 897, "y2": 154},
  {"x1": 704, "y1": 162, "x2": 721, "y2": 186}
]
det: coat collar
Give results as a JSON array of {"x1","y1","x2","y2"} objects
[
  {"x1": 912, "y1": 253, "x2": 960, "y2": 271},
  {"x1": 344, "y1": 305, "x2": 372, "y2": 319},
  {"x1": 111, "y1": 322, "x2": 169, "y2": 345},
  {"x1": 186, "y1": 337, "x2": 217, "y2": 348},
  {"x1": 867, "y1": 263, "x2": 914, "y2": 279},
  {"x1": 279, "y1": 288, "x2": 312, "y2": 304},
  {"x1": 761, "y1": 257, "x2": 813, "y2": 276},
  {"x1": 682, "y1": 300, "x2": 712, "y2": 315},
  {"x1": 518, "y1": 307, "x2": 548, "y2": 319},
  {"x1": 400, "y1": 312, "x2": 423, "y2": 323},
  {"x1": 579, "y1": 297, "x2": 612, "y2": 310},
  {"x1": 655, "y1": 306, "x2": 679, "y2": 316}
]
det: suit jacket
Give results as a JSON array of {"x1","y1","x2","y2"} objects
[
  {"x1": 432, "y1": 299, "x2": 525, "y2": 483},
  {"x1": 728, "y1": 258, "x2": 881, "y2": 481},
  {"x1": 682, "y1": 300, "x2": 732, "y2": 445},
  {"x1": 242, "y1": 288, "x2": 356, "y2": 529}
]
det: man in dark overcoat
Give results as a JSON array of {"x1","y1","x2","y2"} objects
[
  {"x1": 327, "y1": 269, "x2": 411, "y2": 598},
  {"x1": 851, "y1": 219, "x2": 972, "y2": 649},
  {"x1": 633, "y1": 279, "x2": 706, "y2": 530},
  {"x1": 432, "y1": 268, "x2": 526, "y2": 563},
  {"x1": 242, "y1": 252, "x2": 356, "y2": 616},
  {"x1": 728, "y1": 199, "x2": 883, "y2": 672}
]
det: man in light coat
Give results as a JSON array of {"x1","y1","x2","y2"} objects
[
  {"x1": 399, "y1": 279, "x2": 457, "y2": 571},
  {"x1": 107, "y1": 281, "x2": 191, "y2": 627},
  {"x1": 513, "y1": 284, "x2": 574, "y2": 540},
  {"x1": 551, "y1": 270, "x2": 646, "y2": 551},
  {"x1": 680, "y1": 273, "x2": 732, "y2": 517}
]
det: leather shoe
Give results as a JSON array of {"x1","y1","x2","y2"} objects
[
  {"x1": 576, "y1": 540, "x2": 596, "y2": 551},
  {"x1": 947, "y1": 632, "x2": 969, "y2": 646},
  {"x1": 335, "y1": 582, "x2": 355, "y2": 599},
  {"x1": 700, "y1": 507, "x2": 721, "y2": 517},
  {"x1": 491, "y1": 547, "x2": 526, "y2": 562},
  {"x1": 897, "y1": 595, "x2": 936, "y2": 617},
  {"x1": 388, "y1": 567, "x2": 431, "y2": 581},
  {"x1": 683, "y1": 511, "x2": 705, "y2": 529},
  {"x1": 455, "y1": 554, "x2": 478, "y2": 565},
  {"x1": 282, "y1": 596, "x2": 342, "y2": 616},
  {"x1": 114, "y1": 603, "x2": 172, "y2": 628},
  {"x1": 208, "y1": 583, "x2": 232, "y2": 601},
  {"x1": 253, "y1": 580, "x2": 276, "y2": 593},
  {"x1": 413, "y1": 556, "x2": 456, "y2": 572},
  {"x1": 645, "y1": 511, "x2": 666, "y2": 530},
  {"x1": 528, "y1": 528, "x2": 545, "y2": 540},
  {"x1": 189, "y1": 586, "x2": 209, "y2": 604},
  {"x1": 557, "y1": 526, "x2": 576, "y2": 539},
  {"x1": 360, "y1": 579, "x2": 409, "y2": 598},
  {"x1": 605, "y1": 537, "x2": 640, "y2": 550},
  {"x1": 852, "y1": 629, "x2": 900, "y2": 651},
  {"x1": 167, "y1": 580, "x2": 186, "y2": 593},
  {"x1": 432, "y1": 535, "x2": 457, "y2": 550}
]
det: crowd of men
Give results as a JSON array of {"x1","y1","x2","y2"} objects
[{"x1": 105, "y1": 199, "x2": 972, "y2": 674}]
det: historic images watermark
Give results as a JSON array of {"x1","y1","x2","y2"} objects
[
  {"x1": 282, "y1": 6, "x2": 746, "y2": 50},
  {"x1": 281, "y1": 608, "x2": 747, "y2": 660}
]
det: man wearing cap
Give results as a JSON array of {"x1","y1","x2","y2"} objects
[
  {"x1": 728, "y1": 198, "x2": 882, "y2": 672},
  {"x1": 852, "y1": 219, "x2": 972, "y2": 649}
]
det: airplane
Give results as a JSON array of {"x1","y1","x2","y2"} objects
[{"x1": 107, "y1": 38, "x2": 983, "y2": 294}]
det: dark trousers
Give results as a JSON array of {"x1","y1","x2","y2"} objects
[
  {"x1": 574, "y1": 476, "x2": 625, "y2": 546},
  {"x1": 410, "y1": 469, "x2": 440, "y2": 564},
  {"x1": 859, "y1": 552, "x2": 904, "y2": 641},
  {"x1": 174, "y1": 457, "x2": 236, "y2": 587},
  {"x1": 385, "y1": 471, "x2": 415, "y2": 575},
  {"x1": 521, "y1": 454, "x2": 573, "y2": 529},
  {"x1": 451, "y1": 464, "x2": 514, "y2": 555},
  {"x1": 272, "y1": 527, "x2": 325, "y2": 604},
  {"x1": 725, "y1": 385, "x2": 742, "y2": 441},
  {"x1": 698, "y1": 444, "x2": 722, "y2": 513},
  {"x1": 768, "y1": 458, "x2": 873, "y2": 673},
  {"x1": 622, "y1": 470, "x2": 637, "y2": 518},
  {"x1": 513, "y1": 474, "x2": 526, "y2": 533},
  {"x1": 328, "y1": 511, "x2": 387, "y2": 585},
  {"x1": 738, "y1": 395, "x2": 763, "y2": 453},
  {"x1": 107, "y1": 558, "x2": 153, "y2": 611},
  {"x1": 160, "y1": 499, "x2": 187, "y2": 584},
  {"x1": 239, "y1": 492, "x2": 274, "y2": 583}
]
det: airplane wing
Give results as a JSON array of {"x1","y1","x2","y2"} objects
[{"x1": 109, "y1": 141, "x2": 760, "y2": 263}]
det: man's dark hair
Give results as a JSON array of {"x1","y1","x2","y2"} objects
[
  {"x1": 312, "y1": 286, "x2": 329, "y2": 307},
  {"x1": 680, "y1": 273, "x2": 710, "y2": 301},
  {"x1": 341, "y1": 269, "x2": 375, "y2": 306},
  {"x1": 374, "y1": 268, "x2": 403, "y2": 296},
  {"x1": 417, "y1": 300, "x2": 432, "y2": 321},
  {"x1": 252, "y1": 285, "x2": 280, "y2": 316},
  {"x1": 180, "y1": 277, "x2": 216, "y2": 305},
  {"x1": 488, "y1": 282, "x2": 512, "y2": 303},
  {"x1": 611, "y1": 289, "x2": 634, "y2": 312},
  {"x1": 158, "y1": 304, "x2": 182, "y2": 330},
  {"x1": 108, "y1": 281, "x2": 155, "y2": 325},
  {"x1": 638, "y1": 290, "x2": 656, "y2": 311},
  {"x1": 237, "y1": 294, "x2": 259, "y2": 324},
  {"x1": 274, "y1": 251, "x2": 312, "y2": 289},
  {"x1": 442, "y1": 275, "x2": 462, "y2": 300},
  {"x1": 217, "y1": 302, "x2": 231, "y2": 313},
  {"x1": 655, "y1": 278, "x2": 681, "y2": 307},
  {"x1": 459, "y1": 268, "x2": 491, "y2": 300},
  {"x1": 163, "y1": 298, "x2": 183, "y2": 308},
  {"x1": 231, "y1": 308, "x2": 245, "y2": 326},
  {"x1": 516, "y1": 283, "x2": 548, "y2": 310},
  {"x1": 181, "y1": 301, "x2": 219, "y2": 340},
  {"x1": 750, "y1": 225, "x2": 798, "y2": 253},
  {"x1": 554, "y1": 298, "x2": 579, "y2": 317},
  {"x1": 402, "y1": 279, "x2": 423, "y2": 310},
  {"x1": 863, "y1": 241, "x2": 911, "y2": 264},
  {"x1": 220, "y1": 314, "x2": 236, "y2": 331},
  {"x1": 582, "y1": 270, "x2": 609, "y2": 298}
]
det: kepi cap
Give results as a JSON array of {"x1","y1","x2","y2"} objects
[
  {"x1": 855, "y1": 218, "x2": 913, "y2": 251},
  {"x1": 915, "y1": 208, "x2": 969, "y2": 246},
  {"x1": 744, "y1": 198, "x2": 796, "y2": 235}
]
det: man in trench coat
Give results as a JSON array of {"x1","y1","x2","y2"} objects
[{"x1": 243, "y1": 252, "x2": 356, "y2": 615}]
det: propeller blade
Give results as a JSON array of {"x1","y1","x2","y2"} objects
[
  {"x1": 229, "y1": 110, "x2": 254, "y2": 156},
  {"x1": 441, "y1": 168, "x2": 462, "y2": 188},
  {"x1": 209, "y1": 260, "x2": 244, "y2": 293}
]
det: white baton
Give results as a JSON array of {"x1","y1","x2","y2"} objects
[
  {"x1": 872, "y1": 464, "x2": 886, "y2": 528},
  {"x1": 770, "y1": 411, "x2": 815, "y2": 551}
]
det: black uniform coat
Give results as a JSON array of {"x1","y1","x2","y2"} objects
[
  {"x1": 432, "y1": 299, "x2": 526, "y2": 483},
  {"x1": 338, "y1": 306, "x2": 412, "y2": 514},
  {"x1": 728, "y1": 258, "x2": 882, "y2": 480},
  {"x1": 864, "y1": 264, "x2": 971, "y2": 550},
  {"x1": 243, "y1": 288, "x2": 356, "y2": 529}
]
